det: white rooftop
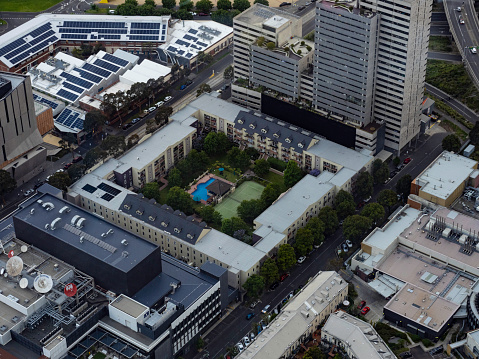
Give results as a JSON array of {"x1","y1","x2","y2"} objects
[
  {"x1": 263, "y1": 16, "x2": 290, "y2": 29},
  {"x1": 414, "y1": 151, "x2": 477, "y2": 200},
  {"x1": 235, "y1": 4, "x2": 300, "y2": 28},
  {"x1": 120, "y1": 59, "x2": 171, "y2": 86},
  {"x1": 322, "y1": 311, "x2": 396, "y2": 359}
]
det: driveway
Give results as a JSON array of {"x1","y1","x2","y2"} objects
[{"x1": 349, "y1": 274, "x2": 388, "y2": 323}]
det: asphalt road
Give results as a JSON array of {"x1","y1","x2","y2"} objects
[
  {"x1": 430, "y1": 24, "x2": 452, "y2": 36},
  {"x1": 428, "y1": 51, "x2": 462, "y2": 62}
]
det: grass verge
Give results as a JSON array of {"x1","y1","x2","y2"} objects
[
  {"x1": 428, "y1": 36, "x2": 453, "y2": 52},
  {"x1": 85, "y1": 8, "x2": 109, "y2": 14},
  {"x1": 440, "y1": 119, "x2": 468, "y2": 140},
  {"x1": 426, "y1": 92, "x2": 473, "y2": 130},
  {"x1": 0, "y1": 20, "x2": 6, "y2": 25},
  {"x1": 0, "y1": 0, "x2": 62, "y2": 12}
]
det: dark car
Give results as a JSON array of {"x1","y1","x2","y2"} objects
[
  {"x1": 33, "y1": 181, "x2": 44, "y2": 190},
  {"x1": 122, "y1": 123, "x2": 132, "y2": 130},
  {"x1": 186, "y1": 80, "x2": 193, "y2": 85},
  {"x1": 72, "y1": 155, "x2": 83, "y2": 163},
  {"x1": 246, "y1": 313, "x2": 255, "y2": 320},
  {"x1": 270, "y1": 282, "x2": 279, "y2": 290},
  {"x1": 280, "y1": 273, "x2": 289, "y2": 282},
  {"x1": 64, "y1": 163, "x2": 73, "y2": 170},
  {"x1": 180, "y1": 84, "x2": 187, "y2": 90},
  {"x1": 279, "y1": 2, "x2": 291, "y2": 6},
  {"x1": 298, "y1": 5, "x2": 305, "y2": 10},
  {"x1": 357, "y1": 300, "x2": 366, "y2": 309}
]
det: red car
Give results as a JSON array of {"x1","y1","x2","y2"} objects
[
  {"x1": 64, "y1": 163, "x2": 73, "y2": 170},
  {"x1": 280, "y1": 273, "x2": 289, "y2": 282},
  {"x1": 403, "y1": 157, "x2": 412, "y2": 164},
  {"x1": 357, "y1": 300, "x2": 366, "y2": 310},
  {"x1": 361, "y1": 306, "x2": 371, "y2": 315},
  {"x1": 72, "y1": 155, "x2": 83, "y2": 163}
]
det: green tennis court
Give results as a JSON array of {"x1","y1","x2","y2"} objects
[{"x1": 215, "y1": 181, "x2": 264, "y2": 219}]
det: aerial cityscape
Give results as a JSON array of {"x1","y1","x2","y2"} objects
[{"x1": 0, "y1": 0, "x2": 478, "y2": 357}]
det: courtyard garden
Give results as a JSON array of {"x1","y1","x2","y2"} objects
[{"x1": 214, "y1": 180, "x2": 265, "y2": 219}]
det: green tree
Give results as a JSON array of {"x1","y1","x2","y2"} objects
[
  {"x1": 227, "y1": 147, "x2": 250, "y2": 169},
  {"x1": 355, "y1": 171, "x2": 374, "y2": 200},
  {"x1": 253, "y1": 159, "x2": 270, "y2": 177},
  {"x1": 233, "y1": 0, "x2": 250, "y2": 11},
  {"x1": 196, "y1": 337, "x2": 205, "y2": 351},
  {"x1": 166, "y1": 186, "x2": 193, "y2": 214},
  {"x1": 211, "y1": 9, "x2": 237, "y2": 26},
  {"x1": 217, "y1": 0, "x2": 232, "y2": 9},
  {"x1": 361, "y1": 202, "x2": 385, "y2": 225},
  {"x1": 168, "y1": 168, "x2": 182, "y2": 188},
  {"x1": 307, "y1": 217, "x2": 325, "y2": 245},
  {"x1": 175, "y1": 9, "x2": 193, "y2": 19},
  {"x1": 343, "y1": 215, "x2": 372, "y2": 242},
  {"x1": 283, "y1": 160, "x2": 304, "y2": 188},
  {"x1": 179, "y1": 0, "x2": 194, "y2": 10},
  {"x1": 294, "y1": 227, "x2": 314, "y2": 256},
  {"x1": 197, "y1": 205, "x2": 222, "y2": 225},
  {"x1": 84, "y1": 147, "x2": 107, "y2": 168},
  {"x1": 195, "y1": 0, "x2": 213, "y2": 12},
  {"x1": 254, "y1": 0, "x2": 269, "y2": 4},
  {"x1": 100, "y1": 135, "x2": 126, "y2": 157},
  {"x1": 84, "y1": 110, "x2": 107, "y2": 134},
  {"x1": 260, "y1": 183, "x2": 282, "y2": 208},
  {"x1": 396, "y1": 174, "x2": 412, "y2": 202},
  {"x1": 393, "y1": 156, "x2": 400, "y2": 167},
  {"x1": 372, "y1": 159, "x2": 389, "y2": 184},
  {"x1": 334, "y1": 189, "x2": 354, "y2": 207},
  {"x1": 378, "y1": 189, "x2": 398, "y2": 213},
  {"x1": 67, "y1": 163, "x2": 85, "y2": 182},
  {"x1": 221, "y1": 216, "x2": 248, "y2": 236},
  {"x1": 442, "y1": 134, "x2": 461, "y2": 152},
  {"x1": 142, "y1": 182, "x2": 161, "y2": 201},
  {"x1": 203, "y1": 132, "x2": 230, "y2": 155},
  {"x1": 155, "y1": 106, "x2": 173, "y2": 126},
  {"x1": 318, "y1": 206, "x2": 339, "y2": 236},
  {"x1": 0, "y1": 170, "x2": 16, "y2": 203},
  {"x1": 162, "y1": 0, "x2": 176, "y2": 8},
  {"x1": 260, "y1": 258, "x2": 279, "y2": 285},
  {"x1": 48, "y1": 172, "x2": 71, "y2": 192},
  {"x1": 243, "y1": 274, "x2": 265, "y2": 298},
  {"x1": 277, "y1": 243, "x2": 296, "y2": 272},
  {"x1": 336, "y1": 200, "x2": 356, "y2": 219},
  {"x1": 237, "y1": 199, "x2": 264, "y2": 223},
  {"x1": 470, "y1": 122, "x2": 479, "y2": 145},
  {"x1": 223, "y1": 65, "x2": 234, "y2": 80},
  {"x1": 303, "y1": 347, "x2": 325, "y2": 359},
  {"x1": 266, "y1": 41, "x2": 275, "y2": 50},
  {"x1": 196, "y1": 83, "x2": 212, "y2": 97}
]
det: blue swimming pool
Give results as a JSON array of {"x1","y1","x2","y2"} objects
[{"x1": 192, "y1": 178, "x2": 215, "y2": 201}]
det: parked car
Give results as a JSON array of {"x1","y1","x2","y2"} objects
[
  {"x1": 280, "y1": 273, "x2": 289, "y2": 282},
  {"x1": 33, "y1": 181, "x2": 44, "y2": 190},
  {"x1": 471, "y1": 47, "x2": 477, "y2": 54},
  {"x1": 23, "y1": 189, "x2": 34, "y2": 197},
  {"x1": 357, "y1": 300, "x2": 366, "y2": 309},
  {"x1": 279, "y1": 2, "x2": 291, "y2": 6},
  {"x1": 297, "y1": 256, "x2": 306, "y2": 264},
  {"x1": 298, "y1": 5, "x2": 305, "y2": 10},
  {"x1": 186, "y1": 80, "x2": 193, "y2": 86},
  {"x1": 250, "y1": 332, "x2": 255, "y2": 340},
  {"x1": 400, "y1": 352, "x2": 412, "y2": 358},
  {"x1": 456, "y1": 6, "x2": 461, "y2": 11},
  {"x1": 164, "y1": 95, "x2": 172, "y2": 102},
  {"x1": 180, "y1": 84, "x2": 187, "y2": 90},
  {"x1": 72, "y1": 155, "x2": 83, "y2": 163},
  {"x1": 236, "y1": 343, "x2": 244, "y2": 352},
  {"x1": 250, "y1": 300, "x2": 258, "y2": 309},
  {"x1": 243, "y1": 336, "x2": 250, "y2": 346},
  {"x1": 403, "y1": 157, "x2": 412, "y2": 164},
  {"x1": 361, "y1": 306, "x2": 371, "y2": 315},
  {"x1": 390, "y1": 170, "x2": 398, "y2": 178},
  {"x1": 346, "y1": 239, "x2": 353, "y2": 248},
  {"x1": 221, "y1": 84, "x2": 229, "y2": 91},
  {"x1": 261, "y1": 304, "x2": 271, "y2": 314},
  {"x1": 460, "y1": 17, "x2": 465, "y2": 24},
  {"x1": 198, "y1": 12, "x2": 209, "y2": 16},
  {"x1": 46, "y1": 175, "x2": 51, "y2": 182},
  {"x1": 148, "y1": 106, "x2": 157, "y2": 112},
  {"x1": 122, "y1": 123, "x2": 132, "y2": 130},
  {"x1": 131, "y1": 118, "x2": 140, "y2": 124},
  {"x1": 364, "y1": 196, "x2": 371, "y2": 203},
  {"x1": 156, "y1": 101, "x2": 164, "y2": 107},
  {"x1": 64, "y1": 163, "x2": 73, "y2": 170},
  {"x1": 190, "y1": 11, "x2": 197, "y2": 15},
  {"x1": 270, "y1": 282, "x2": 279, "y2": 290},
  {"x1": 246, "y1": 312, "x2": 255, "y2": 320},
  {"x1": 341, "y1": 243, "x2": 349, "y2": 253}
]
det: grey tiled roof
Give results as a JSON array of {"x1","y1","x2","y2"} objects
[{"x1": 120, "y1": 194, "x2": 209, "y2": 245}]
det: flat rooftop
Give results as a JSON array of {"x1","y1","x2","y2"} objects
[
  {"x1": 14, "y1": 193, "x2": 158, "y2": 273},
  {"x1": 110, "y1": 295, "x2": 148, "y2": 318},
  {"x1": 385, "y1": 283, "x2": 460, "y2": 333},
  {"x1": 413, "y1": 151, "x2": 477, "y2": 200},
  {"x1": 234, "y1": 3, "x2": 300, "y2": 28}
]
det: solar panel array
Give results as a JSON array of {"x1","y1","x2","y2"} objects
[
  {"x1": 129, "y1": 35, "x2": 159, "y2": 41},
  {"x1": 55, "y1": 108, "x2": 84, "y2": 130},
  {"x1": 98, "y1": 182, "x2": 121, "y2": 196},
  {"x1": 131, "y1": 23, "x2": 161, "y2": 29},
  {"x1": 60, "y1": 72, "x2": 94, "y2": 89},
  {"x1": 59, "y1": 28, "x2": 128, "y2": 34},
  {"x1": 82, "y1": 184, "x2": 97, "y2": 193},
  {"x1": 83, "y1": 63, "x2": 111, "y2": 78},
  {"x1": 62, "y1": 21, "x2": 126, "y2": 28},
  {"x1": 93, "y1": 59, "x2": 120, "y2": 73},
  {"x1": 73, "y1": 68, "x2": 102, "y2": 83},
  {"x1": 167, "y1": 26, "x2": 222, "y2": 59},
  {"x1": 63, "y1": 82, "x2": 84, "y2": 94},
  {"x1": 57, "y1": 89, "x2": 79, "y2": 102},
  {"x1": 82, "y1": 182, "x2": 122, "y2": 202},
  {"x1": 102, "y1": 53, "x2": 129, "y2": 67},
  {"x1": 98, "y1": 35, "x2": 121, "y2": 40},
  {"x1": 33, "y1": 94, "x2": 59, "y2": 109}
]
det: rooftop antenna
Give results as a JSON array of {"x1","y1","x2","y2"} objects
[
  {"x1": 6, "y1": 256, "x2": 23, "y2": 277},
  {"x1": 19, "y1": 278, "x2": 28, "y2": 289},
  {"x1": 34, "y1": 274, "x2": 53, "y2": 293}
]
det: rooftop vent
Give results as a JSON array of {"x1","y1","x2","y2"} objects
[{"x1": 121, "y1": 239, "x2": 128, "y2": 246}]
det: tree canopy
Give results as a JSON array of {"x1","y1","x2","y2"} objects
[
  {"x1": 277, "y1": 244, "x2": 296, "y2": 272},
  {"x1": 470, "y1": 122, "x2": 479, "y2": 145},
  {"x1": 254, "y1": 0, "x2": 269, "y2": 5},
  {"x1": 355, "y1": 171, "x2": 374, "y2": 200},
  {"x1": 100, "y1": 135, "x2": 126, "y2": 157},
  {"x1": 372, "y1": 159, "x2": 389, "y2": 184},
  {"x1": 294, "y1": 227, "x2": 314, "y2": 256},
  {"x1": 283, "y1": 160, "x2": 304, "y2": 188},
  {"x1": 203, "y1": 132, "x2": 230, "y2": 155},
  {"x1": 217, "y1": 0, "x2": 232, "y2": 9},
  {"x1": 224, "y1": 65, "x2": 234, "y2": 80},
  {"x1": 197, "y1": 206, "x2": 222, "y2": 225},
  {"x1": 211, "y1": 9, "x2": 240, "y2": 26},
  {"x1": 253, "y1": 159, "x2": 270, "y2": 177},
  {"x1": 442, "y1": 134, "x2": 461, "y2": 152},
  {"x1": 318, "y1": 206, "x2": 339, "y2": 236},
  {"x1": 166, "y1": 186, "x2": 194, "y2": 214},
  {"x1": 221, "y1": 216, "x2": 249, "y2": 236},
  {"x1": 243, "y1": 274, "x2": 265, "y2": 298},
  {"x1": 162, "y1": 0, "x2": 176, "y2": 8},
  {"x1": 260, "y1": 183, "x2": 282, "y2": 208},
  {"x1": 237, "y1": 199, "x2": 264, "y2": 224},
  {"x1": 306, "y1": 217, "x2": 325, "y2": 245},
  {"x1": 361, "y1": 202, "x2": 385, "y2": 225},
  {"x1": 195, "y1": 0, "x2": 213, "y2": 12},
  {"x1": 196, "y1": 83, "x2": 211, "y2": 97},
  {"x1": 142, "y1": 182, "x2": 161, "y2": 202},
  {"x1": 378, "y1": 189, "x2": 398, "y2": 212},
  {"x1": 84, "y1": 147, "x2": 108, "y2": 169},
  {"x1": 84, "y1": 110, "x2": 107, "y2": 133},
  {"x1": 334, "y1": 189, "x2": 355, "y2": 219},
  {"x1": 260, "y1": 258, "x2": 279, "y2": 285},
  {"x1": 48, "y1": 172, "x2": 71, "y2": 192},
  {"x1": 342, "y1": 215, "x2": 372, "y2": 242},
  {"x1": 0, "y1": 170, "x2": 16, "y2": 202},
  {"x1": 227, "y1": 147, "x2": 250, "y2": 169},
  {"x1": 233, "y1": 0, "x2": 250, "y2": 11},
  {"x1": 168, "y1": 168, "x2": 182, "y2": 188},
  {"x1": 396, "y1": 174, "x2": 412, "y2": 202}
]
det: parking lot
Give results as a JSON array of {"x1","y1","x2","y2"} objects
[{"x1": 349, "y1": 275, "x2": 388, "y2": 323}]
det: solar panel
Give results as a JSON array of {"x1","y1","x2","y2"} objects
[
  {"x1": 197, "y1": 41, "x2": 208, "y2": 47},
  {"x1": 129, "y1": 35, "x2": 159, "y2": 41},
  {"x1": 61, "y1": 34, "x2": 88, "y2": 39},
  {"x1": 60, "y1": 72, "x2": 94, "y2": 89},
  {"x1": 188, "y1": 29, "x2": 198, "y2": 35},
  {"x1": 98, "y1": 182, "x2": 121, "y2": 196},
  {"x1": 72, "y1": 118, "x2": 84, "y2": 130},
  {"x1": 5, "y1": 43, "x2": 30, "y2": 60},
  {"x1": 56, "y1": 109, "x2": 72, "y2": 124},
  {"x1": 10, "y1": 35, "x2": 58, "y2": 65},
  {"x1": 57, "y1": 89, "x2": 79, "y2": 102},
  {"x1": 55, "y1": 108, "x2": 84, "y2": 130},
  {"x1": 177, "y1": 50, "x2": 185, "y2": 56},
  {"x1": 62, "y1": 21, "x2": 126, "y2": 28},
  {"x1": 102, "y1": 53, "x2": 129, "y2": 67},
  {"x1": 73, "y1": 68, "x2": 102, "y2": 83},
  {"x1": 83, "y1": 63, "x2": 111, "y2": 78},
  {"x1": 93, "y1": 59, "x2": 120, "y2": 73},
  {"x1": 33, "y1": 94, "x2": 59, "y2": 110},
  {"x1": 186, "y1": 53, "x2": 193, "y2": 58},
  {"x1": 101, "y1": 193, "x2": 115, "y2": 201},
  {"x1": 0, "y1": 38, "x2": 26, "y2": 57},
  {"x1": 184, "y1": 34, "x2": 197, "y2": 42},
  {"x1": 167, "y1": 46, "x2": 177, "y2": 52},
  {"x1": 130, "y1": 30, "x2": 160, "y2": 35},
  {"x1": 82, "y1": 184, "x2": 97, "y2": 193},
  {"x1": 131, "y1": 23, "x2": 160, "y2": 29},
  {"x1": 63, "y1": 82, "x2": 84, "y2": 94},
  {"x1": 176, "y1": 39, "x2": 190, "y2": 47}
]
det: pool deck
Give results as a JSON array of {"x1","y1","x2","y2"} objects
[{"x1": 188, "y1": 173, "x2": 235, "y2": 204}]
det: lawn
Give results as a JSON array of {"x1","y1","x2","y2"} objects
[
  {"x1": 428, "y1": 36, "x2": 453, "y2": 52},
  {"x1": 0, "y1": 0, "x2": 62, "y2": 12},
  {"x1": 85, "y1": 8, "x2": 109, "y2": 14},
  {"x1": 92, "y1": 353, "x2": 106, "y2": 359},
  {"x1": 426, "y1": 59, "x2": 479, "y2": 112},
  {"x1": 215, "y1": 181, "x2": 264, "y2": 219},
  {"x1": 261, "y1": 170, "x2": 286, "y2": 192},
  {"x1": 210, "y1": 166, "x2": 241, "y2": 183}
]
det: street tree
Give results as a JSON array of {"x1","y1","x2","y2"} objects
[
  {"x1": 342, "y1": 215, "x2": 372, "y2": 242},
  {"x1": 378, "y1": 189, "x2": 398, "y2": 213},
  {"x1": 175, "y1": 9, "x2": 193, "y2": 19},
  {"x1": 334, "y1": 189, "x2": 354, "y2": 207},
  {"x1": 197, "y1": 205, "x2": 222, "y2": 225},
  {"x1": 166, "y1": 186, "x2": 193, "y2": 214},
  {"x1": 283, "y1": 160, "x2": 304, "y2": 188},
  {"x1": 100, "y1": 135, "x2": 126, "y2": 157},
  {"x1": 393, "y1": 156, "x2": 401, "y2": 167},
  {"x1": 84, "y1": 147, "x2": 108, "y2": 168},
  {"x1": 396, "y1": 174, "x2": 412, "y2": 202},
  {"x1": 243, "y1": 274, "x2": 265, "y2": 298},
  {"x1": 372, "y1": 159, "x2": 389, "y2": 184},
  {"x1": 442, "y1": 134, "x2": 461, "y2": 152},
  {"x1": 196, "y1": 83, "x2": 211, "y2": 97},
  {"x1": 195, "y1": 0, "x2": 213, "y2": 12},
  {"x1": 254, "y1": 0, "x2": 269, "y2": 4},
  {"x1": 221, "y1": 216, "x2": 249, "y2": 236},
  {"x1": 253, "y1": 159, "x2": 270, "y2": 177},
  {"x1": 294, "y1": 227, "x2": 314, "y2": 256},
  {"x1": 260, "y1": 258, "x2": 279, "y2": 285},
  {"x1": 162, "y1": 0, "x2": 176, "y2": 8},
  {"x1": 67, "y1": 163, "x2": 85, "y2": 182},
  {"x1": 155, "y1": 106, "x2": 173, "y2": 126},
  {"x1": 0, "y1": 170, "x2": 16, "y2": 203},
  {"x1": 318, "y1": 206, "x2": 339, "y2": 236},
  {"x1": 233, "y1": 0, "x2": 250, "y2": 11},
  {"x1": 84, "y1": 110, "x2": 107, "y2": 134},
  {"x1": 48, "y1": 172, "x2": 71, "y2": 192},
  {"x1": 306, "y1": 217, "x2": 325, "y2": 245},
  {"x1": 336, "y1": 200, "x2": 356, "y2": 219},
  {"x1": 237, "y1": 199, "x2": 264, "y2": 223},
  {"x1": 361, "y1": 202, "x2": 385, "y2": 225},
  {"x1": 355, "y1": 171, "x2": 374, "y2": 200},
  {"x1": 277, "y1": 243, "x2": 296, "y2": 272},
  {"x1": 223, "y1": 65, "x2": 234, "y2": 80},
  {"x1": 179, "y1": 0, "x2": 194, "y2": 10},
  {"x1": 168, "y1": 168, "x2": 182, "y2": 188},
  {"x1": 217, "y1": 0, "x2": 232, "y2": 9}
]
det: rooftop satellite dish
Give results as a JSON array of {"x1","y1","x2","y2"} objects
[
  {"x1": 34, "y1": 274, "x2": 53, "y2": 293},
  {"x1": 20, "y1": 245, "x2": 28, "y2": 253},
  {"x1": 19, "y1": 278, "x2": 28, "y2": 289},
  {"x1": 6, "y1": 256, "x2": 23, "y2": 276}
]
